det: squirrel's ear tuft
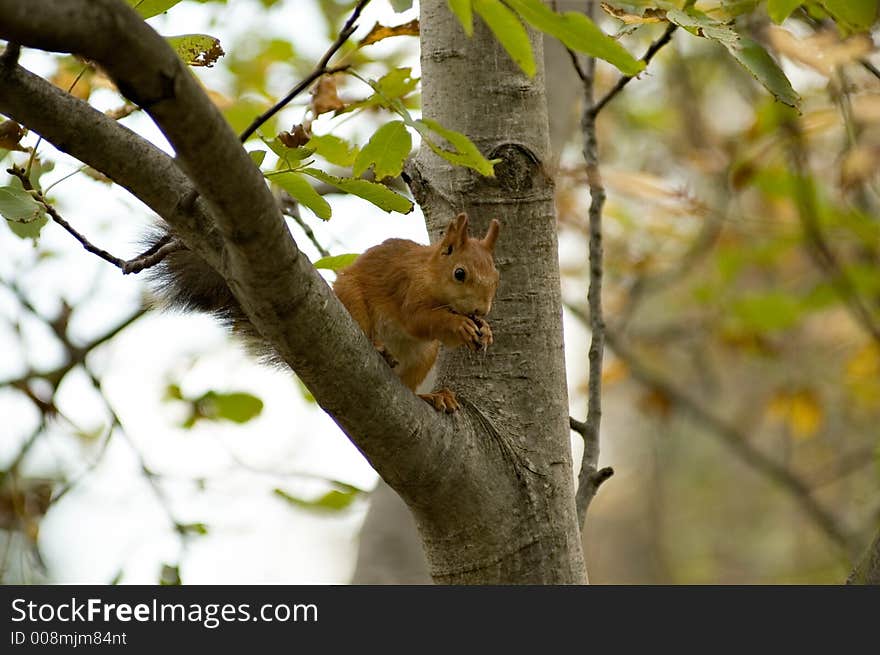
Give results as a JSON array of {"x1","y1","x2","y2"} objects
[
  {"x1": 441, "y1": 212, "x2": 469, "y2": 252},
  {"x1": 482, "y1": 219, "x2": 500, "y2": 252}
]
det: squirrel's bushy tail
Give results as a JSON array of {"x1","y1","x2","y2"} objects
[{"x1": 145, "y1": 228, "x2": 285, "y2": 366}]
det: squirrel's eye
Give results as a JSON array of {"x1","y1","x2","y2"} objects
[{"x1": 454, "y1": 267, "x2": 467, "y2": 282}]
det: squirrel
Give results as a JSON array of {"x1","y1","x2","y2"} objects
[{"x1": 147, "y1": 212, "x2": 500, "y2": 413}]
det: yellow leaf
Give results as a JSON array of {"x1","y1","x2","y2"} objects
[
  {"x1": 602, "y1": 359, "x2": 629, "y2": 386},
  {"x1": 767, "y1": 388, "x2": 823, "y2": 439},
  {"x1": 845, "y1": 344, "x2": 880, "y2": 408},
  {"x1": 359, "y1": 19, "x2": 420, "y2": 47},
  {"x1": 788, "y1": 391, "x2": 823, "y2": 439},
  {"x1": 600, "y1": 2, "x2": 665, "y2": 24}
]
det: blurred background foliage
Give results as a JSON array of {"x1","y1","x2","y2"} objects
[
  {"x1": 1, "y1": 0, "x2": 878, "y2": 583},
  {"x1": 555, "y1": 0, "x2": 880, "y2": 583}
]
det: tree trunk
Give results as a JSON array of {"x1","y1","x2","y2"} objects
[
  {"x1": 352, "y1": 18, "x2": 585, "y2": 584},
  {"x1": 402, "y1": 0, "x2": 585, "y2": 584}
]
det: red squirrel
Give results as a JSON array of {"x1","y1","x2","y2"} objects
[
  {"x1": 334, "y1": 212, "x2": 500, "y2": 412},
  {"x1": 149, "y1": 212, "x2": 500, "y2": 413}
]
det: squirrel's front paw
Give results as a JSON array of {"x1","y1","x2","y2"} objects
[
  {"x1": 419, "y1": 388, "x2": 460, "y2": 413},
  {"x1": 470, "y1": 315, "x2": 493, "y2": 351},
  {"x1": 452, "y1": 314, "x2": 486, "y2": 351}
]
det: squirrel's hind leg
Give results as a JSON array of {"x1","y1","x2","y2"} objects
[
  {"x1": 374, "y1": 342, "x2": 398, "y2": 369},
  {"x1": 418, "y1": 389, "x2": 460, "y2": 413}
]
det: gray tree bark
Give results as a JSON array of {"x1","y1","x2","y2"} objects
[
  {"x1": 405, "y1": 0, "x2": 583, "y2": 583},
  {"x1": 352, "y1": 16, "x2": 585, "y2": 584},
  {"x1": 0, "y1": 0, "x2": 585, "y2": 584}
]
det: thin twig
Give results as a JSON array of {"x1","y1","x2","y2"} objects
[
  {"x1": 573, "y1": 1, "x2": 611, "y2": 529},
  {"x1": 280, "y1": 196, "x2": 330, "y2": 258},
  {"x1": 122, "y1": 239, "x2": 185, "y2": 274},
  {"x1": 860, "y1": 59, "x2": 880, "y2": 81},
  {"x1": 41, "y1": 165, "x2": 86, "y2": 195},
  {"x1": 590, "y1": 22, "x2": 677, "y2": 118},
  {"x1": 238, "y1": 0, "x2": 371, "y2": 142},
  {"x1": 7, "y1": 166, "x2": 180, "y2": 275}
]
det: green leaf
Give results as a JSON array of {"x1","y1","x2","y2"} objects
[
  {"x1": 766, "y1": 0, "x2": 804, "y2": 23},
  {"x1": 415, "y1": 118, "x2": 496, "y2": 177},
  {"x1": 665, "y1": 9, "x2": 799, "y2": 108},
  {"x1": 820, "y1": 0, "x2": 878, "y2": 31},
  {"x1": 272, "y1": 172, "x2": 332, "y2": 220},
  {"x1": 164, "y1": 383, "x2": 183, "y2": 401},
  {"x1": 307, "y1": 134, "x2": 360, "y2": 167},
  {"x1": 390, "y1": 0, "x2": 414, "y2": 11},
  {"x1": 159, "y1": 564, "x2": 181, "y2": 586},
  {"x1": 196, "y1": 391, "x2": 264, "y2": 424},
  {"x1": 373, "y1": 67, "x2": 420, "y2": 99},
  {"x1": 725, "y1": 38, "x2": 800, "y2": 108},
  {"x1": 126, "y1": 0, "x2": 183, "y2": 19},
  {"x1": 0, "y1": 186, "x2": 48, "y2": 240},
  {"x1": 313, "y1": 253, "x2": 359, "y2": 271},
  {"x1": 731, "y1": 292, "x2": 804, "y2": 332},
  {"x1": 263, "y1": 136, "x2": 315, "y2": 164},
  {"x1": 473, "y1": 0, "x2": 536, "y2": 77},
  {"x1": 273, "y1": 487, "x2": 361, "y2": 512},
  {"x1": 0, "y1": 186, "x2": 44, "y2": 222},
  {"x1": 344, "y1": 68, "x2": 420, "y2": 114},
  {"x1": 248, "y1": 150, "x2": 267, "y2": 167},
  {"x1": 448, "y1": 0, "x2": 474, "y2": 36},
  {"x1": 505, "y1": 0, "x2": 644, "y2": 76},
  {"x1": 165, "y1": 34, "x2": 225, "y2": 67},
  {"x1": 353, "y1": 121, "x2": 412, "y2": 180},
  {"x1": 175, "y1": 522, "x2": 209, "y2": 536},
  {"x1": 302, "y1": 168, "x2": 414, "y2": 214}
]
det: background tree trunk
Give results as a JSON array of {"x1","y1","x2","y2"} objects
[{"x1": 352, "y1": 479, "x2": 430, "y2": 584}]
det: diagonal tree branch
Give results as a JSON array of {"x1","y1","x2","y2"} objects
[
  {"x1": 0, "y1": 0, "x2": 455, "y2": 504},
  {"x1": 0, "y1": 61, "x2": 223, "y2": 268}
]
